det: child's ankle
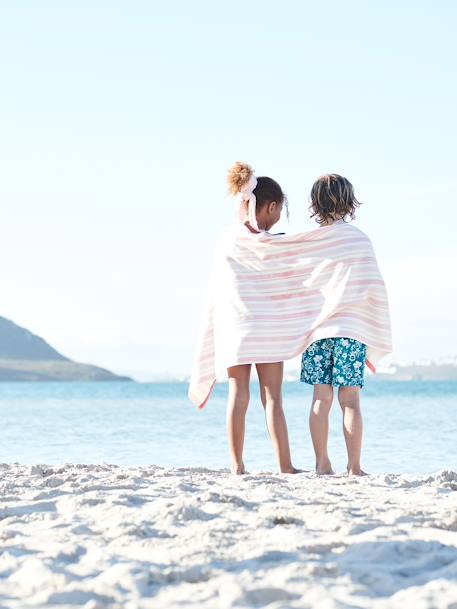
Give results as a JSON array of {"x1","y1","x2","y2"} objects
[
  {"x1": 316, "y1": 457, "x2": 334, "y2": 475},
  {"x1": 231, "y1": 462, "x2": 246, "y2": 475},
  {"x1": 347, "y1": 464, "x2": 367, "y2": 476},
  {"x1": 279, "y1": 462, "x2": 295, "y2": 474}
]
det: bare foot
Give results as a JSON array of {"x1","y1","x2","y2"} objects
[
  {"x1": 347, "y1": 467, "x2": 368, "y2": 476},
  {"x1": 231, "y1": 464, "x2": 247, "y2": 475},
  {"x1": 281, "y1": 466, "x2": 305, "y2": 474},
  {"x1": 316, "y1": 459, "x2": 334, "y2": 475}
]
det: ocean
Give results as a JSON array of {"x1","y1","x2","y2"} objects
[{"x1": 1, "y1": 381, "x2": 456, "y2": 475}]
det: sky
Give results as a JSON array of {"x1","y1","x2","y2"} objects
[{"x1": 0, "y1": 1, "x2": 456, "y2": 380}]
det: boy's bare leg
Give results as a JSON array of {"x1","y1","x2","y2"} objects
[
  {"x1": 256, "y1": 362, "x2": 299, "y2": 474},
  {"x1": 338, "y1": 386, "x2": 367, "y2": 476},
  {"x1": 227, "y1": 364, "x2": 251, "y2": 475},
  {"x1": 309, "y1": 384, "x2": 334, "y2": 474}
]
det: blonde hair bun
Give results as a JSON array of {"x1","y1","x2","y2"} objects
[{"x1": 227, "y1": 161, "x2": 254, "y2": 196}]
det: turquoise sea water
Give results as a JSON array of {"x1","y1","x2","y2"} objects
[{"x1": 1, "y1": 381, "x2": 456, "y2": 474}]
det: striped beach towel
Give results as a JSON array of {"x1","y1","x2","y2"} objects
[{"x1": 189, "y1": 220, "x2": 392, "y2": 408}]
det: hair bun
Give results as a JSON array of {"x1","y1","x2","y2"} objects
[{"x1": 227, "y1": 162, "x2": 254, "y2": 196}]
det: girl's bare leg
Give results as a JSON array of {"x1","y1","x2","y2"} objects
[
  {"x1": 338, "y1": 386, "x2": 367, "y2": 476},
  {"x1": 227, "y1": 364, "x2": 251, "y2": 475},
  {"x1": 309, "y1": 384, "x2": 334, "y2": 474},
  {"x1": 256, "y1": 362, "x2": 298, "y2": 474}
]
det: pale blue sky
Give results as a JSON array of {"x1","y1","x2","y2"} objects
[{"x1": 0, "y1": 1, "x2": 456, "y2": 379}]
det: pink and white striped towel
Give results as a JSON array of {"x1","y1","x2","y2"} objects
[{"x1": 189, "y1": 221, "x2": 392, "y2": 408}]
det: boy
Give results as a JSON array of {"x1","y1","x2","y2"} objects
[{"x1": 301, "y1": 174, "x2": 373, "y2": 476}]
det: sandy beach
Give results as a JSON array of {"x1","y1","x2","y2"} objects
[{"x1": 0, "y1": 464, "x2": 456, "y2": 609}]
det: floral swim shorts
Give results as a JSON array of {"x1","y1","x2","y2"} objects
[{"x1": 300, "y1": 337, "x2": 367, "y2": 387}]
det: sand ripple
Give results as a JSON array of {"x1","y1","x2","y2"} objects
[{"x1": 0, "y1": 464, "x2": 456, "y2": 608}]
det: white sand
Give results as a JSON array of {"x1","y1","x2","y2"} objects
[{"x1": 1, "y1": 464, "x2": 457, "y2": 609}]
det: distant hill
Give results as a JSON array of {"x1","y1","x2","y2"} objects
[
  {"x1": 0, "y1": 317, "x2": 69, "y2": 361},
  {"x1": 0, "y1": 316, "x2": 131, "y2": 382}
]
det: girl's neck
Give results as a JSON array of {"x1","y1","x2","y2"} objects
[{"x1": 244, "y1": 221, "x2": 264, "y2": 234}]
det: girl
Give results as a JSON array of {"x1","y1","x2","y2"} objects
[{"x1": 225, "y1": 162, "x2": 299, "y2": 475}]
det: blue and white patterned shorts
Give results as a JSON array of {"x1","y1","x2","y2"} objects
[{"x1": 300, "y1": 337, "x2": 367, "y2": 387}]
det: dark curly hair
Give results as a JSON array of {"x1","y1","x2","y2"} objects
[{"x1": 309, "y1": 174, "x2": 361, "y2": 224}]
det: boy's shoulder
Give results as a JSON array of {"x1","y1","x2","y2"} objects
[
  {"x1": 336, "y1": 221, "x2": 372, "y2": 242},
  {"x1": 330, "y1": 222, "x2": 376, "y2": 256}
]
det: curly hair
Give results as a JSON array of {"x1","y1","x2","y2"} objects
[
  {"x1": 227, "y1": 161, "x2": 287, "y2": 212},
  {"x1": 227, "y1": 161, "x2": 254, "y2": 196},
  {"x1": 309, "y1": 174, "x2": 361, "y2": 224}
]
